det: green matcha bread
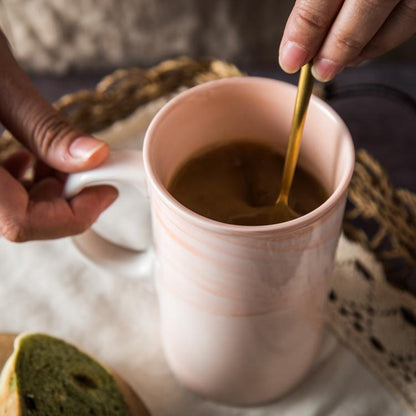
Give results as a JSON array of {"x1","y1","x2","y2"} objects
[{"x1": 0, "y1": 333, "x2": 148, "y2": 416}]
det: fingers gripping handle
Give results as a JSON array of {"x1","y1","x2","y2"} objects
[
  {"x1": 64, "y1": 150, "x2": 146, "y2": 199},
  {"x1": 64, "y1": 149, "x2": 154, "y2": 279}
]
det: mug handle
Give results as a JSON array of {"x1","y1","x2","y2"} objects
[{"x1": 63, "y1": 149, "x2": 154, "y2": 279}]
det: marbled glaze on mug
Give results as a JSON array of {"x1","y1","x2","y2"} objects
[{"x1": 143, "y1": 77, "x2": 354, "y2": 404}]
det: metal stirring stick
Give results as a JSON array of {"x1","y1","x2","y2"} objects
[{"x1": 274, "y1": 62, "x2": 314, "y2": 220}]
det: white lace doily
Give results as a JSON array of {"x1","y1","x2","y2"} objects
[{"x1": 329, "y1": 238, "x2": 416, "y2": 412}]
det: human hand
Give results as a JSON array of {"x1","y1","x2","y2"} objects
[
  {"x1": 0, "y1": 31, "x2": 118, "y2": 242},
  {"x1": 279, "y1": 0, "x2": 416, "y2": 81}
]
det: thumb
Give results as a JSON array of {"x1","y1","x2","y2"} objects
[{"x1": 0, "y1": 31, "x2": 108, "y2": 173}]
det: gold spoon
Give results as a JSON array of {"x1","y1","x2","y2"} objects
[
  {"x1": 274, "y1": 61, "x2": 314, "y2": 221},
  {"x1": 229, "y1": 63, "x2": 314, "y2": 226}
]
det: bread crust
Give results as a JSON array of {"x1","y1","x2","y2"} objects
[{"x1": 0, "y1": 338, "x2": 21, "y2": 416}]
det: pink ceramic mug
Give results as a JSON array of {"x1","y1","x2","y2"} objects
[{"x1": 65, "y1": 77, "x2": 354, "y2": 405}]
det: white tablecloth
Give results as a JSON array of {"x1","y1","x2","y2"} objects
[{"x1": 0, "y1": 234, "x2": 410, "y2": 416}]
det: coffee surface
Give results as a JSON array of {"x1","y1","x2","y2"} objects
[{"x1": 168, "y1": 141, "x2": 328, "y2": 225}]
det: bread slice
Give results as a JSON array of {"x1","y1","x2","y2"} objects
[{"x1": 0, "y1": 333, "x2": 141, "y2": 415}]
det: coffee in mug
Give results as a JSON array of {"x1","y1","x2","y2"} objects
[{"x1": 168, "y1": 140, "x2": 328, "y2": 226}]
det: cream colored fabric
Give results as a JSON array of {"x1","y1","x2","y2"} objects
[
  {"x1": 0, "y1": 0, "x2": 291, "y2": 73},
  {"x1": 0, "y1": 228, "x2": 411, "y2": 415}
]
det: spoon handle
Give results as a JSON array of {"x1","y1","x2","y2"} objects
[{"x1": 277, "y1": 62, "x2": 314, "y2": 204}]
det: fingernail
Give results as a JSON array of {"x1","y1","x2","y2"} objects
[
  {"x1": 279, "y1": 41, "x2": 308, "y2": 73},
  {"x1": 312, "y1": 58, "x2": 343, "y2": 82},
  {"x1": 69, "y1": 137, "x2": 106, "y2": 160}
]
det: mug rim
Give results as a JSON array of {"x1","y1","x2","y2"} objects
[{"x1": 143, "y1": 76, "x2": 355, "y2": 234}]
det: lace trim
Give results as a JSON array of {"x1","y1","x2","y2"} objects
[{"x1": 328, "y1": 235, "x2": 416, "y2": 411}]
